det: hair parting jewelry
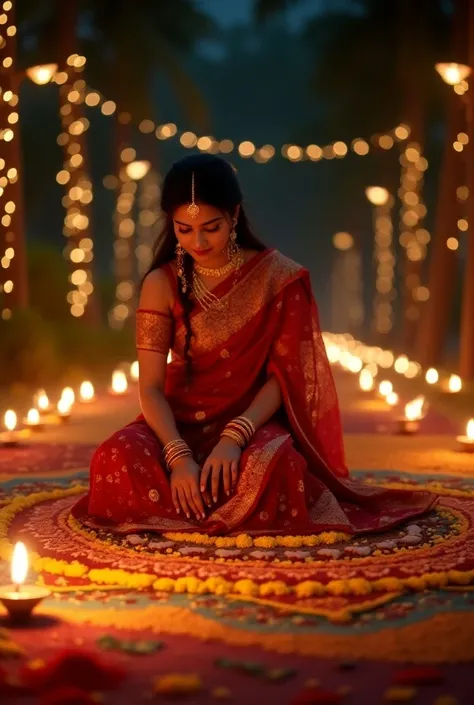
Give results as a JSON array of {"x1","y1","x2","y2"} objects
[
  {"x1": 186, "y1": 171, "x2": 200, "y2": 219},
  {"x1": 163, "y1": 439, "x2": 193, "y2": 470},
  {"x1": 221, "y1": 415, "x2": 256, "y2": 448}
]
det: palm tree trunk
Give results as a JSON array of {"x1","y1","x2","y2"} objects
[
  {"x1": 0, "y1": 2, "x2": 28, "y2": 310},
  {"x1": 459, "y1": 0, "x2": 474, "y2": 378},
  {"x1": 56, "y1": 0, "x2": 100, "y2": 325}
]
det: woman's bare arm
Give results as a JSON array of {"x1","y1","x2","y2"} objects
[{"x1": 240, "y1": 375, "x2": 282, "y2": 429}]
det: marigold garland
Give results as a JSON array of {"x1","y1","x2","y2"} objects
[{"x1": 1, "y1": 484, "x2": 474, "y2": 600}]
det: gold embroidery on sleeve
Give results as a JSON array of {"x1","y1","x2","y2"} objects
[{"x1": 136, "y1": 310, "x2": 172, "y2": 354}]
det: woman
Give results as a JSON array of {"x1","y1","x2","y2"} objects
[{"x1": 73, "y1": 154, "x2": 436, "y2": 536}]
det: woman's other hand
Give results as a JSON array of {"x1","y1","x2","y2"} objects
[
  {"x1": 170, "y1": 457, "x2": 206, "y2": 520},
  {"x1": 200, "y1": 437, "x2": 242, "y2": 503}
]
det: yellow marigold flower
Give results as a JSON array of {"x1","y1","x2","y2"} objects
[
  {"x1": 404, "y1": 576, "x2": 426, "y2": 591},
  {"x1": 447, "y1": 569, "x2": 472, "y2": 585},
  {"x1": 233, "y1": 579, "x2": 259, "y2": 596},
  {"x1": 203, "y1": 577, "x2": 232, "y2": 595},
  {"x1": 347, "y1": 578, "x2": 372, "y2": 595},
  {"x1": 259, "y1": 580, "x2": 289, "y2": 596},
  {"x1": 373, "y1": 577, "x2": 403, "y2": 592},
  {"x1": 254, "y1": 536, "x2": 276, "y2": 548},
  {"x1": 295, "y1": 580, "x2": 325, "y2": 598},
  {"x1": 153, "y1": 577, "x2": 175, "y2": 592},
  {"x1": 235, "y1": 534, "x2": 253, "y2": 548},
  {"x1": 424, "y1": 572, "x2": 449, "y2": 588}
]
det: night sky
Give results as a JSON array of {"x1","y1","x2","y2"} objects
[{"x1": 196, "y1": 0, "x2": 325, "y2": 30}]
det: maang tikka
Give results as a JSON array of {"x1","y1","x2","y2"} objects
[{"x1": 186, "y1": 172, "x2": 200, "y2": 219}]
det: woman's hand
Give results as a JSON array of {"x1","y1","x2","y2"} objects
[
  {"x1": 200, "y1": 437, "x2": 242, "y2": 503},
  {"x1": 170, "y1": 456, "x2": 206, "y2": 520}
]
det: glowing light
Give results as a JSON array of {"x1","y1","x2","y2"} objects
[
  {"x1": 332, "y1": 232, "x2": 354, "y2": 251},
  {"x1": 467, "y1": 419, "x2": 474, "y2": 441},
  {"x1": 447, "y1": 237, "x2": 459, "y2": 250},
  {"x1": 57, "y1": 397, "x2": 71, "y2": 416},
  {"x1": 4, "y1": 409, "x2": 16, "y2": 431},
  {"x1": 394, "y1": 355, "x2": 410, "y2": 374},
  {"x1": 125, "y1": 160, "x2": 151, "y2": 181},
  {"x1": 26, "y1": 408, "x2": 40, "y2": 426},
  {"x1": 79, "y1": 381, "x2": 95, "y2": 402},
  {"x1": 386, "y1": 391, "x2": 399, "y2": 406},
  {"x1": 111, "y1": 370, "x2": 128, "y2": 395},
  {"x1": 365, "y1": 186, "x2": 390, "y2": 206},
  {"x1": 11, "y1": 541, "x2": 28, "y2": 586},
  {"x1": 26, "y1": 63, "x2": 58, "y2": 85},
  {"x1": 359, "y1": 369, "x2": 374, "y2": 391},
  {"x1": 379, "y1": 380, "x2": 393, "y2": 397},
  {"x1": 326, "y1": 344, "x2": 341, "y2": 364},
  {"x1": 448, "y1": 374, "x2": 462, "y2": 393},
  {"x1": 425, "y1": 368, "x2": 439, "y2": 384},
  {"x1": 405, "y1": 396, "x2": 425, "y2": 421},
  {"x1": 435, "y1": 62, "x2": 472, "y2": 86},
  {"x1": 130, "y1": 361, "x2": 139, "y2": 381},
  {"x1": 36, "y1": 392, "x2": 49, "y2": 412},
  {"x1": 61, "y1": 387, "x2": 75, "y2": 406}
]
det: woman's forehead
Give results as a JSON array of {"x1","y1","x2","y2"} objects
[{"x1": 173, "y1": 203, "x2": 224, "y2": 225}]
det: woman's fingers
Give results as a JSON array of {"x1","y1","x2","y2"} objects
[
  {"x1": 177, "y1": 486, "x2": 191, "y2": 519},
  {"x1": 230, "y1": 460, "x2": 239, "y2": 491},
  {"x1": 171, "y1": 484, "x2": 180, "y2": 514},
  {"x1": 188, "y1": 480, "x2": 206, "y2": 519},
  {"x1": 200, "y1": 463, "x2": 211, "y2": 493},
  {"x1": 211, "y1": 464, "x2": 222, "y2": 503},
  {"x1": 222, "y1": 463, "x2": 231, "y2": 496}
]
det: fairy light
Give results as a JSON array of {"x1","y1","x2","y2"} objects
[
  {"x1": 398, "y1": 140, "x2": 430, "y2": 335},
  {"x1": 108, "y1": 157, "x2": 137, "y2": 329},
  {"x1": 54, "y1": 54, "x2": 94, "y2": 318},
  {"x1": 0, "y1": 0, "x2": 27, "y2": 315},
  {"x1": 366, "y1": 188, "x2": 395, "y2": 335},
  {"x1": 331, "y1": 232, "x2": 364, "y2": 333},
  {"x1": 136, "y1": 169, "x2": 162, "y2": 278}
]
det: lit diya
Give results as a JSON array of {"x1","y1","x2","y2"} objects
[
  {"x1": 0, "y1": 542, "x2": 50, "y2": 622},
  {"x1": 397, "y1": 395, "x2": 427, "y2": 435},
  {"x1": 457, "y1": 419, "x2": 474, "y2": 453}
]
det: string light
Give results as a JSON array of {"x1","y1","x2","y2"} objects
[
  {"x1": 366, "y1": 188, "x2": 395, "y2": 335},
  {"x1": 0, "y1": 0, "x2": 27, "y2": 316},
  {"x1": 53, "y1": 54, "x2": 94, "y2": 318},
  {"x1": 398, "y1": 141, "x2": 430, "y2": 332},
  {"x1": 136, "y1": 169, "x2": 162, "y2": 278},
  {"x1": 331, "y1": 232, "x2": 364, "y2": 333}
]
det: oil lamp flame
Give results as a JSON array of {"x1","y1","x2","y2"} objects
[
  {"x1": 80, "y1": 381, "x2": 94, "y2": 401},
  {"x1": 11, "y1": 542, "x2": 28, "y2": 586},
  {"x1": 467, "y1": 419, "x2": 474, "y2": 441},
  {"x1": 111, "y1": 370, "x2": 128, "y2": 394},
  {"x1": 4, "y1": 410, "x2": 17, "y2": 432}
]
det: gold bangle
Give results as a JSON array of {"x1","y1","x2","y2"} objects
[
  {"x1": 166, "y1": 449, "x2": 192, "y2": 470},
  {"x1": 221, "y1": 429, "x2": 246, "y2": 448},
  {"x1": 235, "y1": 416, "x2": 256, "y2": 437}
]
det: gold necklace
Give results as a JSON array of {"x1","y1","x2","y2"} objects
[
  {"x1": 194, "y1": 259, "x2": 235, "y2": 278},
  {"x1": 192, "y1": 271, "x2": 225, "y2": 311}
]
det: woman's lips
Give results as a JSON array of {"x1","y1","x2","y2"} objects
[{"x1": 194, "y1": 248, "x2": 212, "y2": 256}]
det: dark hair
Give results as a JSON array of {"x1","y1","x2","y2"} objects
[{"x1": 144, "y1": 154, "x2": 266, "y2": 377}]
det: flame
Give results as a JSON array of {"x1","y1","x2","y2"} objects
[
  {"x1": 359, "y1": 369, "x2": 374, "y2": 391},
  {"x1": 61, "y1": 387, "x2": 75, "y2": 406},
  {"x1": 425, "y1": 367, "x2": 439, "y2": 385},
  {"x1": 37, "y1": 393, "x2": 49, "y2": 411},
  {"x1": 57, "y1": 397, "x2": 71, "y2": 415},
  {"x1": 167, "y1": 351, "x2": 173, "y2": 365},
  {"x1": 111, "y1": 370, "x2": 128, "y2": 394},
  {"x1": 405, "y1": 396, "x2": 425, "y2": 421},
  {"x1": 448, "y1": 374, "x2": 462, "y2": 393},
  {"x1": 11, "y1": 541, "x2": 28, "y2": 585},
  {"x1": 4, "y1": 409, "x2": 17, "y2": 432},
  {"x1": 130, "y1": 361, "x2": 139, "y2": 381},
  {"x1": 80, "y1": 381, "x2": 94, "y2": 401},
  {"x1": 26, "y1": 408, "x2": 40, "y2": 425},
  {"x1": 467, "y1": 419, "x2": 474, "y2": 441},
  {"x1": 379, "y1": 380, "x2": 393, "y2": 397},
  {"x1": 386, "y1": 391, "x2": 399, "y2": 406}
]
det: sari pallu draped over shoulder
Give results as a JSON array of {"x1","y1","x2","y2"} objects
[{"x1": 73, "y1": 249, "x2": 436, "y2": 536}]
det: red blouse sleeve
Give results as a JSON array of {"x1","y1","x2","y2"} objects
[{"x1": 136, "y1": 309, "x2": 173, "y2": 354}]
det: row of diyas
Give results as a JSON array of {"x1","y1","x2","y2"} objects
[{"x1": 323, "y1": 334, "x2": 474, "y2": 452}]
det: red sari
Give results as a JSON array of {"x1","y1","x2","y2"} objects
[{"x1": 72, "y1": 249, "x2": 436, "y2": 535}]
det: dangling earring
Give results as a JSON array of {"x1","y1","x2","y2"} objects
[
  {"x1": 227, "y1": 218, "x2": 243, "y2": 267},
  {"x1": 176, "y1": 244, "x2": 187, "y2": 293}
]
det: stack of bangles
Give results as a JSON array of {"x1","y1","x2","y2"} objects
[
  {"x1": 163, "y1": 439, "x2": 192, "y2": 471},
  {"x1": 221, "y1": 416, "x2": 256, "y2": 448}
]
